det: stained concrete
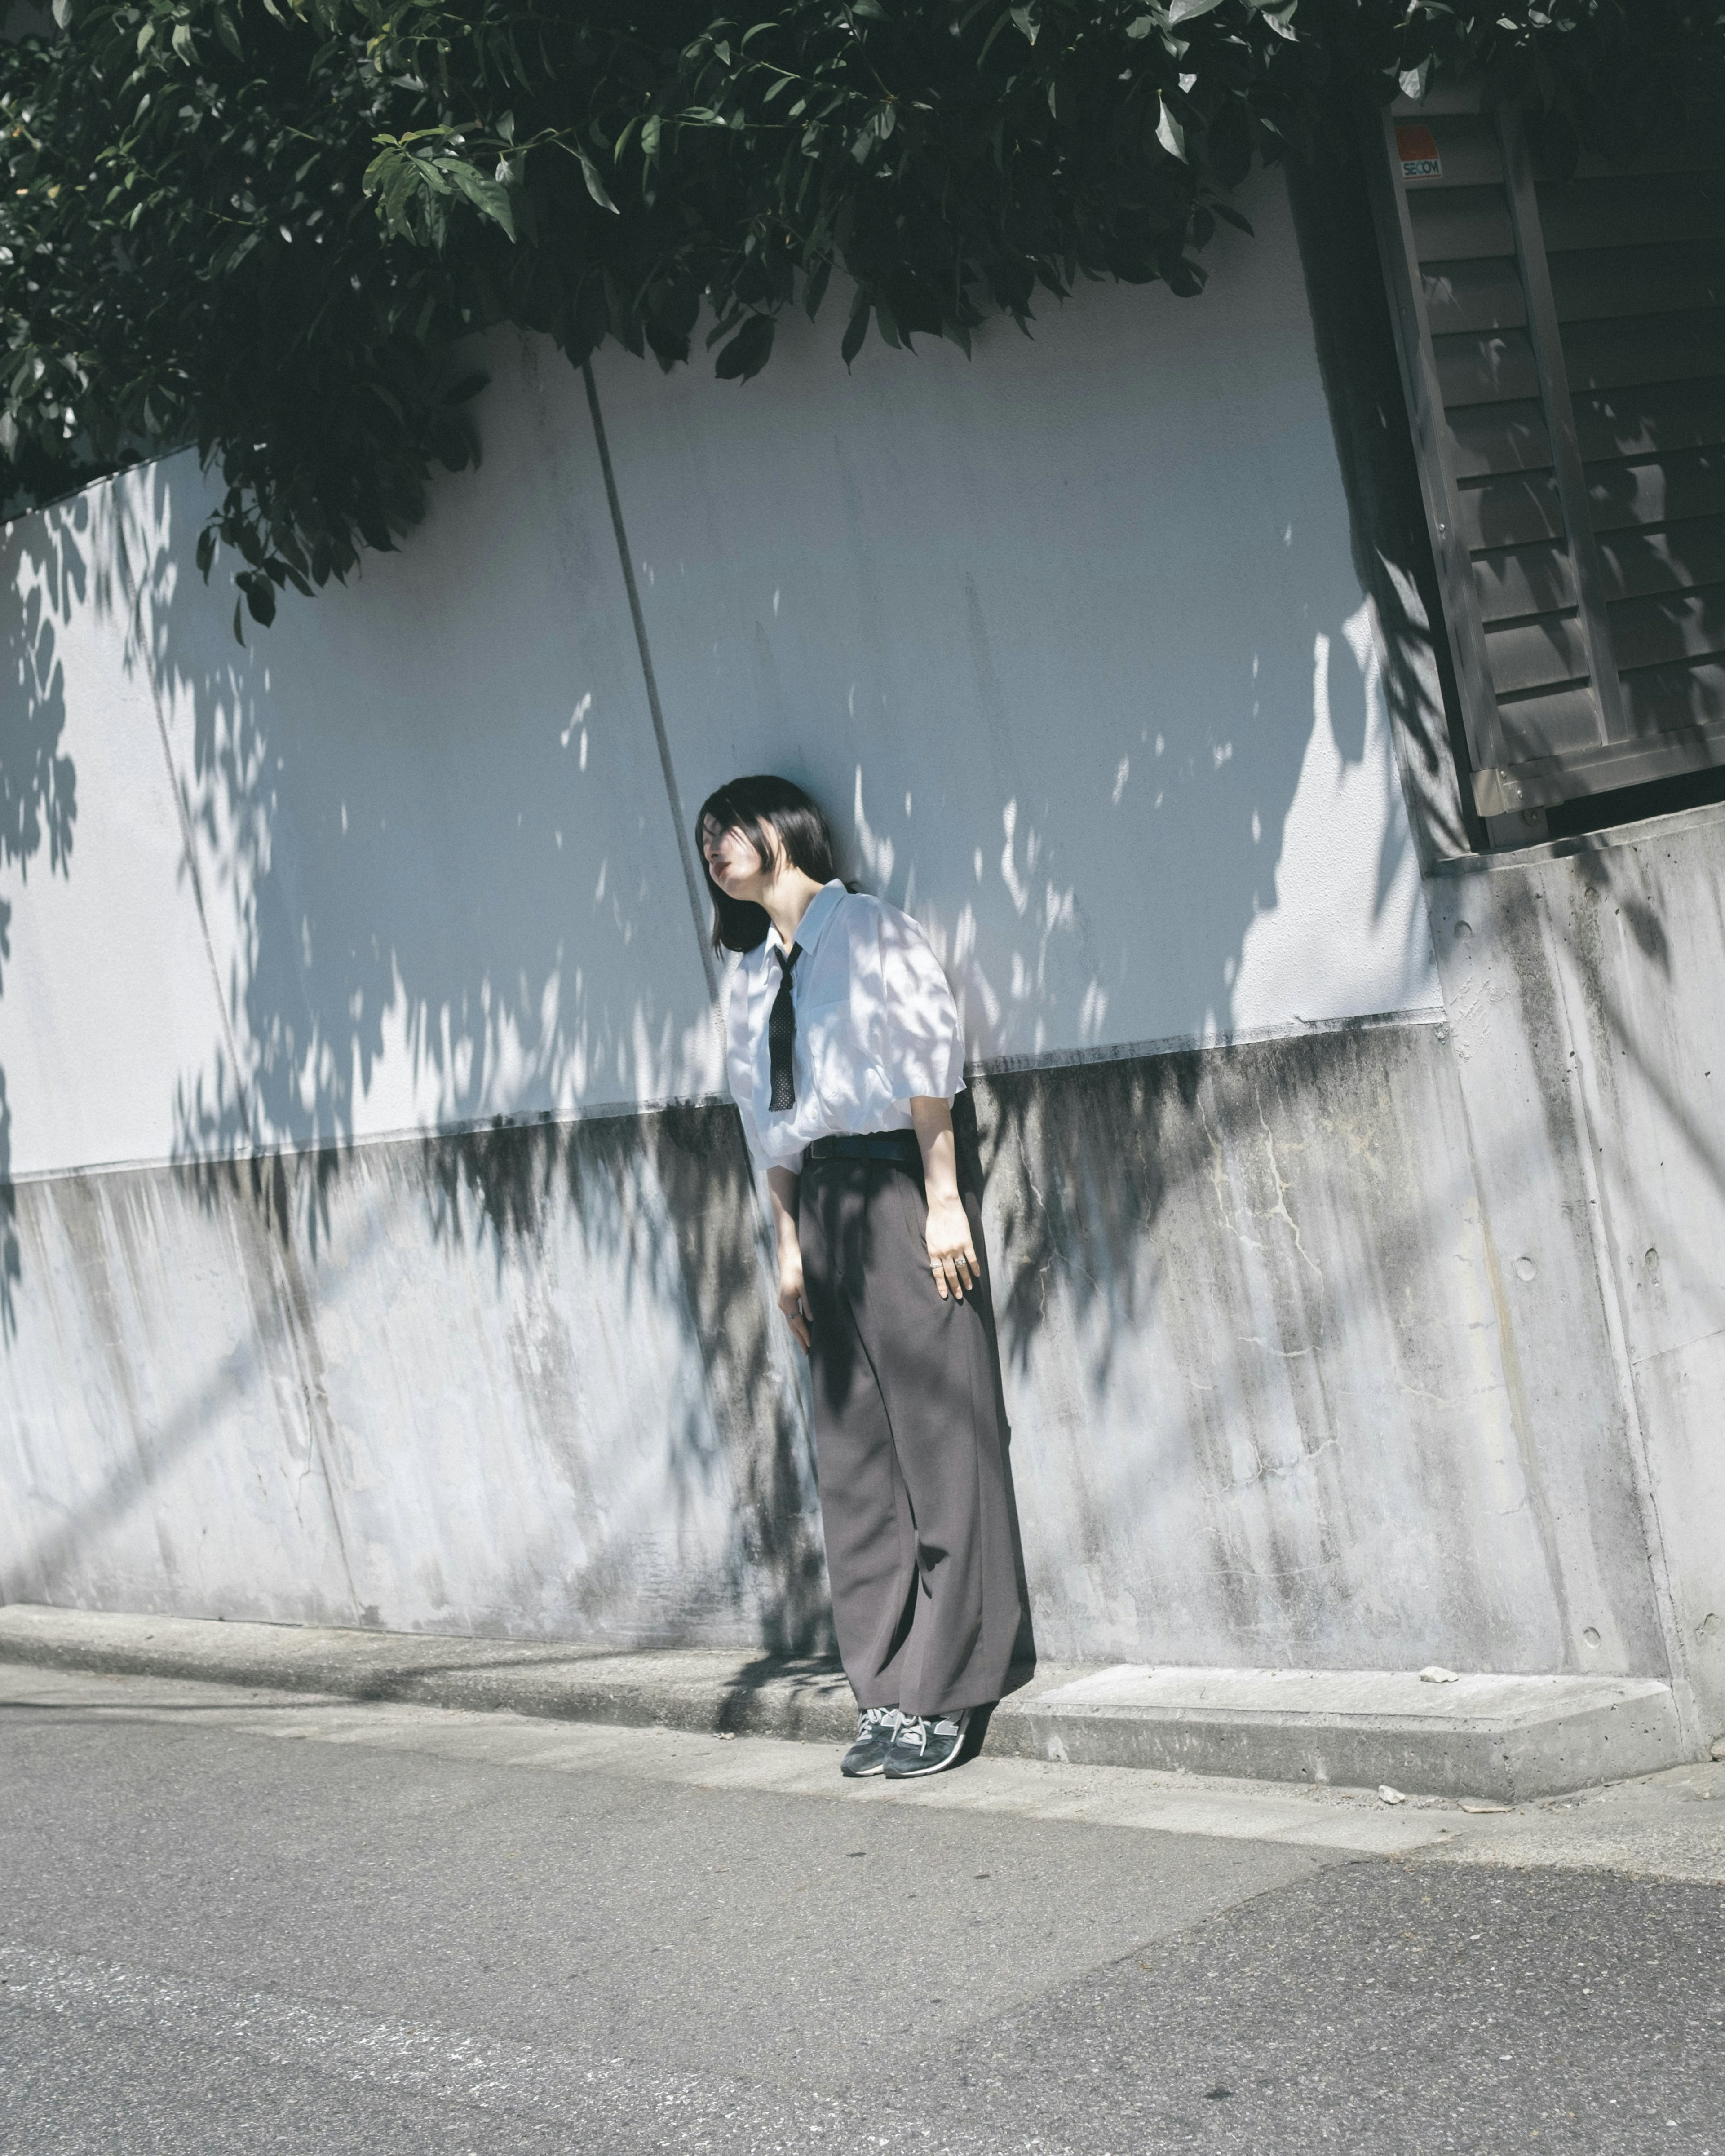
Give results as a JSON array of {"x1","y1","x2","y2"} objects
[
  {"x1": 0, "y1": 1104, "x2": 824, "y2": 1651},
  {"x1": 969, "y1": 1020, "x2": 1665, "y2": 1683},
  {"x1": 1427, "y1": 800, "x2": 1725, "y2": 1745},
  {"x1": 1023, "y1": 1663, "x2": 1683, "y2": 1800},
  {"x1": 0, "y1": 1603, "x2": 871, "y2": 1745},
  {"x1": 0, "y1": 1607, "x2": 1688, "y2": 1800},
  {"x1": 0, "y1": 1008, "x2": 1675, "y2": 1695}
]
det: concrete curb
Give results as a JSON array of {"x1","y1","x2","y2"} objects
[
  {"x1": 0, "y1": 1606, "x2": 864, "y2": 1745},
  {"x1": 0, "y1": 1606, "x2": 1691, "y2": 1798},
  {"x1": 0, "y1": 1604, "x2": 1084, "y2": 1755},
  {"x1": 1014, "y1": 1665, "x2": 1689, "y2": 1802}
]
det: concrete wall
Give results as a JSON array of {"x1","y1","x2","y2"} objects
[
  {"x1": 2, "y1": 167, "x2": 1718, "y2": 1741},
  {"x1": 1424, "y1": 816, "x2": 1725, "y2": 1742}
]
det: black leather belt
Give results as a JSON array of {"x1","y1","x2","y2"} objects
[{"x1": 805, "y1": 1131, "x2": 923, "y2": 1167}]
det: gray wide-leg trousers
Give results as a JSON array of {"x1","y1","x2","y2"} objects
[{"x1": 798, "y1": 1151, "x2": 1025, "y2": 1719}]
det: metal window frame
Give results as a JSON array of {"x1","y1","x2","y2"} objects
[
  {"x1": 1362, "y1": 102, "x2": 1509, "y2": 787},
  {"x1": 1367, "y1": 93, "x2": 1725, "y2": 820},
  {"x1": 1496, "y1": 103, "x2": 1628, "y2": 751}
]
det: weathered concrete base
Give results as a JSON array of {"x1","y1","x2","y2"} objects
[
  {"x1": 0, "y1": 1606, "x2": 1686, "y2": 1800},
  {"x1": 1020, "y1": 1664, "x2": 1686, "y2": 1803},
  {"x1": 0, "y1": 1604, "x2": 868, "y2": 1745}
]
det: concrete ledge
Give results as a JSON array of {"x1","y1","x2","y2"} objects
[
  {"x1": 0, "y1": 1605, "x2": 872, "y2": 1745},
  {"x1": 0, "y1": 1607, "x2": 1689, "y2": 1798},
  {"x1": 1011, "y1": 1664, "x2": 1689, "y2": 1802}
]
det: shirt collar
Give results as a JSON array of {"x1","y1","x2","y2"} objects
[{"x1": 764, "y1": 879, "x2": 845, "y2": 963}]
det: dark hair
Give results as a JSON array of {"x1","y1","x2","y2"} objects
[{"x1": 695, "y1": 774, "x2": 842, "y2": 953}]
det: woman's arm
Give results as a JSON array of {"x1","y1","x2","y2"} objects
[
  {"x1": 767, "y1": 1165, "x2": 811, "y2": 1351},
  {"x1": 908, "y1": 1097, "x2": 979, "y2": 1302}
]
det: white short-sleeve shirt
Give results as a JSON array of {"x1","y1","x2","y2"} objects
[{"x1": 725, "y1": 880, "x2": 968, "y2": 1174}]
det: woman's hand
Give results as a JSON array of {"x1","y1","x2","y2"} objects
[
  {"x1": 777, "y1": 1246, "x2": 812, "y2": 1352},
  {"x1": 924, "y1": 1190, "x2": 978, "y2": 1302},
  {"x1": 767, "y1": 1165, "x2": 811, "y2": 1352},
  {"x1": 908, "y1": 1097, "x2": 979, "y2": 1302}
]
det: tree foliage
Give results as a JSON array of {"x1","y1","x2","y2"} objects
[{"x1": 4, "y1": 0, "x2": 1722, "y2": 629}]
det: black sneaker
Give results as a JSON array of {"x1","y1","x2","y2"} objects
[
  {"x1": 883, "y1": 1708, "x2": 973, "y2": 1779},
  {"x1": 840, "y1": 1705, "x2": 902, "y2": 1778}
]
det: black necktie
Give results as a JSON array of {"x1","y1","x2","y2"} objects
[{"x1": 768, "y1": 944, "x2": 801, "y2": 1112}]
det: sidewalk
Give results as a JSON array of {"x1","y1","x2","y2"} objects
[
  {"x1": 7, "y1": 1655, "x2": 1723, "y2": 2156},
  {"x1": 0, "y1": 1603, "x2": 1702, "y2": 1801}
]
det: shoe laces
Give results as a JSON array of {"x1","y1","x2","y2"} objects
[
  {"x1": 894, "y1": 1710, "x2": 962, "y2": 1755},
  {"x1": 858, "y1": 1705, "x2": 901, "y2": 1740}
]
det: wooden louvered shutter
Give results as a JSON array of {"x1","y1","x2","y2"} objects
[{"x1": 1370, "y1": 84, "x2": 1725, "y2": 822}]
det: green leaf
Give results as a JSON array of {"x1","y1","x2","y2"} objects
[
  {"x1": 444, "y1": 160, "x2": 517, "y2": 241},
  {"x1": 10, "y1": 0, "x2": 1703, "y2": 645},
  {"x1": 714, "y1": 313, "x2": 775, "y2": 380},
  {"x1": 1156, "y1": 96, "x2": 1185, "y2": 160},
  {"x1": 841, "y1": 290, "x2": 871, "y2": 365},
  {"x1": 575, "y1": 149, "x2": 619, "y2": 214}
]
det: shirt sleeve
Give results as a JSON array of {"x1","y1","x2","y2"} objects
[
  {"x1": 877, "y1": 904, "x2": 968, "y2": 1104},
  {"x1": 725, "y1": 958, "x2": 769, "y2": 1173}
]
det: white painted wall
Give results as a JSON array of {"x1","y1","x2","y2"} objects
[
  {"x1": 1, "y1": 486, "x2": 233, "y2": 1176},
  {"x1": 2, "y1": 164, "x2": 1435, "y2": 1184},
  {"x1": 599, "y1": 168, "x2": 1438, "y2": 1064}
]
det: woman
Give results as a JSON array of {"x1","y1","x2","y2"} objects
[{"x1": 699, "y1": 773, "x2": 1026, "y2": 1780}]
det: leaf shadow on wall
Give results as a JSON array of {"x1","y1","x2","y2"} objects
[
  {"x1": 135, "y1": 235, "x2": 1408, "y2": 1656},
  {"x1": 0, "y1": 504, "x2": 81, "y2": 1336},
  {"x1": 89, "y1": 453, "x2": 832, "y2": 1656},
  {"x1": 925, "y1": 133, "x2": 1447, "y2": 1399},
  {"x1": 673, "y1": 541, "x2": 1411, "y2": 1668},
  {"x1": 707, "y1": 536, "x2": 1408, "y2": 1413},
  {"x1": 619, "y1": 201, "x2": 1454, "y2": 1666}
]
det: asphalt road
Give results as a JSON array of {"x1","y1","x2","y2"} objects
[{"x1": 1, "y1": 1666, "x2": 1721, "y2": 2155}]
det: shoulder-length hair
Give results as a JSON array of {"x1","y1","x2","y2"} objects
[{"x1": 695, "y1": 774, "x2": 842, "y2": 954}]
